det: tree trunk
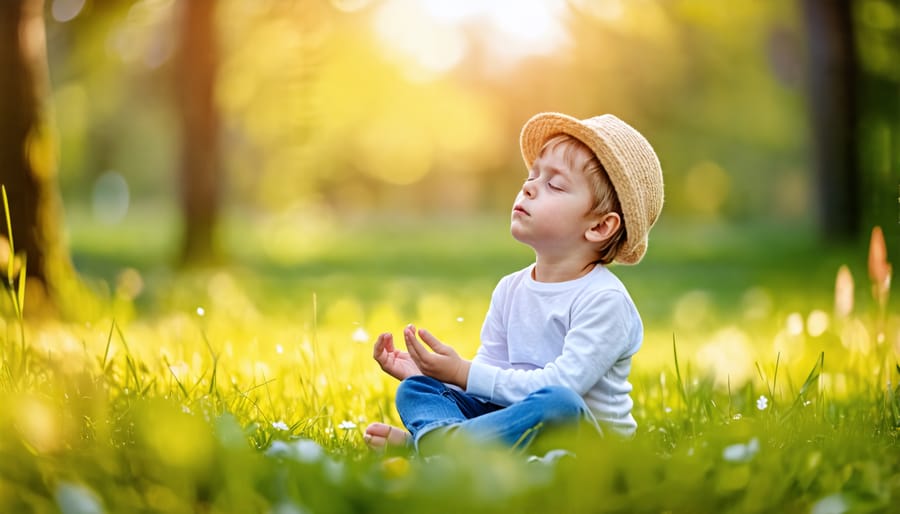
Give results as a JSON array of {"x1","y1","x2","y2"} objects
[
  {"x1": 802, "y1": 0, "x2": 860, "y2": 241},
  {"x1": 174, "y1": 0, "x2": 221, "y2": 266},
  {"x1": 0, "y1": 0, "x2": 70, "y2": 313}
]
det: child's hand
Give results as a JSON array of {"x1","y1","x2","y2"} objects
[
  {"x1": 404, "y1": 325, "x2": 471, "y2": 389},
  {"x1": 373, "y1": 332, "x2": 423, "y2": 381}
]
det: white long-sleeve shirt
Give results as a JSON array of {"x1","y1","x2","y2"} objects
[{"x1": 466, "y1": 263, "x2": 643, "y2": 435}]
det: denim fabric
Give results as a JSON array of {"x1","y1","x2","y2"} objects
[{"x1": 395, "y1": 375, "x2": 599, "y2": 453}]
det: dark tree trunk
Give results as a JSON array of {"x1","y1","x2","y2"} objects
[
  {"x1": 802, "y1": 0, "x2": 860, "y2": 240},
  {"x1": 0, "y1": 0, "x2": 70, "y2": 312},
  {"x1": 174, "y1": 0, "x2": 221, "y2": 266}
]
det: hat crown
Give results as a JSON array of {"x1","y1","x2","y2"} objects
[{"x1": 519, "y1": 112, "x2": 664, "y2": 264}]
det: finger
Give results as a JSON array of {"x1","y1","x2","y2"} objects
[
  {"x1": 383, "y1": 333, "x2": 395, "y2": 353},
  {"x1": 417, "y1": 328, "x2": 446, "y2": 353},
  {"x1": 373, "y1": 333, "x2": 389, "y2": 360},
  {"x1": 404, "y1": 328, "x2": 425, "y2": 363}
]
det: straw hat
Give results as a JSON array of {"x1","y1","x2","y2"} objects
[{"x1": 520, "y1": 112, "x2": 664, "y2": 265}]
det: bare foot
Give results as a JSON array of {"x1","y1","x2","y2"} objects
[{"x1": 364, "y1": 422, "x2": 410, "y2": 451}]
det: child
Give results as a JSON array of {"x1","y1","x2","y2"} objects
[{"x1": 364, "y1": 112, "x2": 664, "y2": 453}]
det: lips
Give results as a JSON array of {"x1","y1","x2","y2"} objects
[{"x1": 513, "y1": 205, "x2": 529, "y2": 216}]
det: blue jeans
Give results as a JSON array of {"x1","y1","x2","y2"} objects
[{"x1": 395, "y1": 375, "x2": 599, "y2": 453}]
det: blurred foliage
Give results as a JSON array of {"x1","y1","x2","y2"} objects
[
  {"x1": 0, "y1": 215, "x2": 898, "y2": 512},
  {"x1": 44, "y1": 0, "x2": 897, "y2": 238}
]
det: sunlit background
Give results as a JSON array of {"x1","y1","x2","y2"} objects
[
  {"x1": 46, "y1": 0, "x2": 896, "y2": 227},
  {"x1": 0, "y1": 4, "x2": 897, "y2": 511},
  {"x1": 0, "y1": 0, "x2": 887, "y2": 376}
]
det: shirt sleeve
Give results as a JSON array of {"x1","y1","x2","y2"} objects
[
  {"x1": 466, "y1": 290, "x2": 637, "y2": 405},
  {"x1": 472, "y1": 277, "x2": 510, "y2": 368}
]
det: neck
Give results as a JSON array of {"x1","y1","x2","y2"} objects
[{"x1": 532, "y1": 253, "x2": 598, "y2": 282}]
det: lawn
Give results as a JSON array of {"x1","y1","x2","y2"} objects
[{"x1": 1, "y1": 211, "x2": 897, "y2": 513}]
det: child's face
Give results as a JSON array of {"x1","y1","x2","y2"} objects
[{"x1": 510, "y1": 143, "x2": 599, "y2": 254}]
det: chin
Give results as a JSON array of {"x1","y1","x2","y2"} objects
[{"x1": 509, "y1": 226, "x2": 530, "y2": 245}]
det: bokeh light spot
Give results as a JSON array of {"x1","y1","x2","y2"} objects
[
  {"x1": 806, "y1": 310, "x2": 829, "y2": 337},
  {"x1": 51, "y1": 0, "x2": 86, "y2": 23},
  {"x1": 91, "y1": 171, "x2": 130, "y2": 225}
]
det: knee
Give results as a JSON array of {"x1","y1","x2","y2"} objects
[
  {"x1": 529, "y1": 386, "x2": 589, "y2": 421},
  {"x1": 396, "y1": 375, "x2": 444, "y2": 404}
]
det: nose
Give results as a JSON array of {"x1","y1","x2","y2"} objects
[{"x1": 521, "y1": 180, "x2": 536, "y2": 198}]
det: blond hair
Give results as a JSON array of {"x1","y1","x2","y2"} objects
[{"x1": 537, "y1": 134, "x2": 627, "y2": 265}]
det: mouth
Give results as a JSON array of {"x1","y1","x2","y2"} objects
[{"x1": 512, "y1": 205, "x2": 529, "y2": 216}]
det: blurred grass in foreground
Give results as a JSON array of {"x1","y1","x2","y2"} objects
[{"x1": 0, "y1": 212, "x2": 897, "y2": 512}]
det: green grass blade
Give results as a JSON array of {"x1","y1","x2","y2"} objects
[
  {"x1": 672, "y1": 334, "x2": 689, "y2": 407},
  {"x1": 163, "y1": 355, "x2": 190, "y2": 401},
  {"x1": 2, "y1": 185, "x2": 14, "y2": 284},
  {"x1": 101, "y1": 320, "x2": 114, "y2": 371},
  {"x1": 16, "y1": 256, "x2": 25, "y2": 319}
]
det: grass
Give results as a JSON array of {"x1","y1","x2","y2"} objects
[{"x1": 1, "y1": 209, "x2": 898, "y2": 513}]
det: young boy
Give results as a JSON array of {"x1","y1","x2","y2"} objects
[{"x1": 364, "y1": 112, "x2": 664, "y2": 453}]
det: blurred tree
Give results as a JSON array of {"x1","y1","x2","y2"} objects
[
  {"x1": 174, "y1": 0, "x2": 221, "y2": 266},
  {"x1": 802, "y1": 0, "x2": 860, "y2": 240},
  {"x1": 0, "y1": 0, "x2": 73, "y2": 313}
]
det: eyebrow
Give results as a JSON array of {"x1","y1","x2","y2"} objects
[{"x1": 534, "y1": 160, "x2": 569, "y2": 179}]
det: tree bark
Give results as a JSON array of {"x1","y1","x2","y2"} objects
[
  {"x1": 802, "y1": 0, "x2": 860, "y2": 240},
  {"x1": 174, "y1": 0, "x2": 221, "y2": 266},
  {"x1": 0, "y1": 0, "x2": 70, "y2": 312}
]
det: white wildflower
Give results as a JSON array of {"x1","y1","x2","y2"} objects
[
  {"x1": 811, "y1": 493, "x2": 850, "y2": 514},
  {"x1": 272, "y1": 420, "x2": 290, "y2": 431},
  {"x1": 56, "y1": 482, "x2": 104, "y2": 514},
  {"x1": 338, "y1": 420, "x2": 357, "y2": 430},
  {"x1": 722, "y1": 437, "x2": 760, "y2": 463},
  {"x1": 271, "y1": 501, "x2": 310, "y2": 514},
  {"x1": 756, "y1": 395, "x2": 768, "y2": 410},
  {"x1": 265, "y1": 439, "x2": 324, "y2": 464},
  {"x1": 196, "y1": 307, "x2": 205, "y2": 316}
]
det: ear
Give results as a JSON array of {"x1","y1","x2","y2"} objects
[{"x1": 585, "y1": 212, "x2": 621, "y2": 243}]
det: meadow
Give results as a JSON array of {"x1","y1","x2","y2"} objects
[{"x1": 0, "y1": 212, "x2": 897, "y2": 513}]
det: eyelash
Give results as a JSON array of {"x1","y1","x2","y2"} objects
[{"x1": 524, "y1": 176, "x2": 564, "y2": 192}]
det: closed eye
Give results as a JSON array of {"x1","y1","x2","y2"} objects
[{"x1": 548, "y1": 182, "x2": 563, "y2": 191}]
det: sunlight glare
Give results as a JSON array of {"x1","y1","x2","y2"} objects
[{"x1": 375, "y1": 0, "x2": 570, "y2": 78}]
